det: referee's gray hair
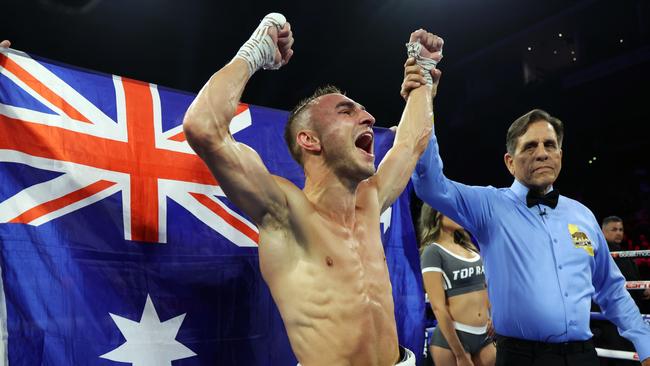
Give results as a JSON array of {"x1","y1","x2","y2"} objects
[{"x1": 506, "y1": 109, "x2": 564, "y2": 155}]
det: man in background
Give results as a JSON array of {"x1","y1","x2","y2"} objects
[
  {"x1": 590, "y1": 216, "x2": 649, "y2": 365},
  {"x1": 601, "y1": 216, "x2": 650, "y2": 307}
]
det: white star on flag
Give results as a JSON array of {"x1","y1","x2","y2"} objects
[
  {"x1": 380, "y1": 206, "x2": 392, "y2": 234},
  {"x1": 100, "y1": 294, "x2": 196, "y2": 366}
]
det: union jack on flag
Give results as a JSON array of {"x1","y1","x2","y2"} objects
[
  {"x1": 0, "y1": 48, "x2": 424, "y2": 365},
  {"x1": 0, "y1": 48, "x2": 259, "y2": 246}
]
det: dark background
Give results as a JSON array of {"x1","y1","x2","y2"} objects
[{"x1": 2, "y1": 0, "x2": 649, "y2": 243}]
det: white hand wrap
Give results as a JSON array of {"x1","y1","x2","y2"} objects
[
  {"x1": 235, "y1": 13, "x2": 286, "y2": 75},
  {"x1": 406, "y1": 42, "x2": 440, "y2": 86}
]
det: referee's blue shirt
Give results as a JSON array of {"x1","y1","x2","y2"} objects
[{"x1": 412, "y1": 131, "x2": 650, "y2": 360}]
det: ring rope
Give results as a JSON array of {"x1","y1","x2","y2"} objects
[
  {"x1": 596, "y1": 347, "x2": 640, "y2": 361},
  {"x1": 610, "y1": 249, "x2": 650, "y2": 258},
  {"x1": 590, "y1": 312, "x2": 648, "y2": 360},
  {"x1": 625, "y1": 280, "x2": 650, "y2": 290}
]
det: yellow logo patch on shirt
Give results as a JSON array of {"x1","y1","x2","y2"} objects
[{"x1": 568, "y1": 224, "x2": 594, "y2": 256}]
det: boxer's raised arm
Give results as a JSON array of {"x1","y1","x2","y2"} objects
[
  {"x1": 371, "y1": 30, "x2": 443, "y2": 213},
  {"x1": 183, "y1": 14, "x2": 295, "y2": 226}
]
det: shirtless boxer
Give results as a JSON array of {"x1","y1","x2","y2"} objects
[{"x1": 183, "y1": 13, "x2": 443, "y2": 365}]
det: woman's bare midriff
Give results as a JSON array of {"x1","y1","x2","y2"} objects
[{"x1": 447, "y1": 289, "x2": 489, "y2": 327}]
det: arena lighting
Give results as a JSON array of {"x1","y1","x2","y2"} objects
[
  {"x1": 528, "y1": 46, "x2": 533, "y2": 51},
  {"x1": 558, "y1": 32, "x2": 563, "y2": 38}
]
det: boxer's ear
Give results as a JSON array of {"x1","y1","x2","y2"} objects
[{"x1": 297, "y1": 130, "x2": 321, "y2": 154}]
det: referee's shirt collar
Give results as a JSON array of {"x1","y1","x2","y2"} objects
[{"x1": 509, "y1": 179, "x2": 555, "y2": 206}]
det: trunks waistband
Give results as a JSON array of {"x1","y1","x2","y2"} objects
[{"x1": 454, "y1": 321, "x2": 488, "y2": 335}]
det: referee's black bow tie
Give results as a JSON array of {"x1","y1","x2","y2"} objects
[{"x1": 526, "y1": 189, "x2": 559, "y2": 209}]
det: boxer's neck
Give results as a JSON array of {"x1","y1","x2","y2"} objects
[{"x1": 304, "y1": 176, "x2": 358, "y2": 227}]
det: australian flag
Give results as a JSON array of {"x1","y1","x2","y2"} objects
[{"x1": 0, "y1": 47, "x2": 425, "y2": 365}]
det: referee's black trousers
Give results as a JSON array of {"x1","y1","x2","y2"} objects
[{"x1": 496, "y1": 335, "x2": 599, "y2": 366}]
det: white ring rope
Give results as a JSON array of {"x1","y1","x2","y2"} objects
[
  {"x1": 610, "y1": 249, "x2": 650, "y2": 258},
  {"x1": 596, "y1": 347, "x2": 640, "y2": 361},
  {"x1": 590, "y1": 313, "x2": 648, "y2": 361}
]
